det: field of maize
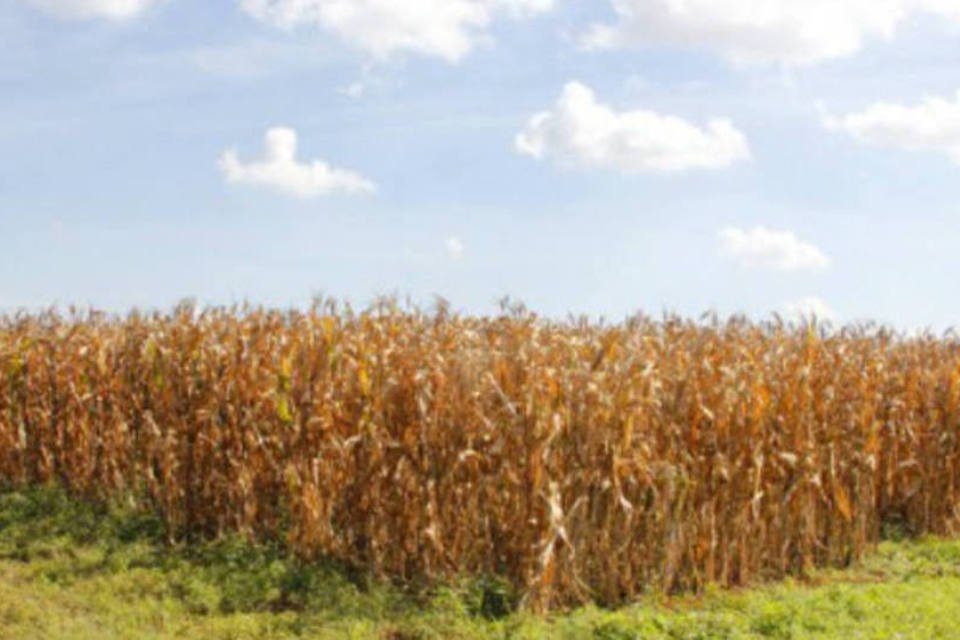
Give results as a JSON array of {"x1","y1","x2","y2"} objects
[{"x1": 2, "y1": 300, "x2": 960, "y2": 610}]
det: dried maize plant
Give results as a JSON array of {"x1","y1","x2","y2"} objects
[{"x1": 3, "y1": 302, "x2": 960, "y2": 610}]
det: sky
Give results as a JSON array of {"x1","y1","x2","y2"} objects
[{"x1": 3, "y1": 0, "x2": 960, "y2": 329}]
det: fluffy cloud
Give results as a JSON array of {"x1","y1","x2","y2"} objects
[
  {"x1": 24, "y1": 0, "x2": 160, "y2": 20},
  {"x1": 583, "y1": 0, "x2": 960, "y2": 67},
  {"x1": 515, "y1": 81, "x2": 750, "y2": 173},
  {"x1": 238, "y1": 0, "x2": 554, "y2": 62},
  {"x1": 445, "y1": 236, "x2": 465, "y2": 259},
  {"x1": 823, "y1": 92, "x2": 960, "y2": 164},
  {"x1": 782, "y1": 297, "x2": 836, "y2": 322},
  {"x1": 219, "y1": 127, "x2": 376, "y2": 198},
  {"x1": 720, "y1": 226, "x2": 830, "y2": 271}
]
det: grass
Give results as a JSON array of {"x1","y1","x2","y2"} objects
[{"x1": 2, "y1": 487, "x2": 960, "y2": 639}]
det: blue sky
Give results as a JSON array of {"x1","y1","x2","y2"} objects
[{"x1": 3, "y1": 0, "x2": 960, "y2": 329}]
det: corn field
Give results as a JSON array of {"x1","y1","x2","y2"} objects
[{"x1": 2, "y1": 300, "x2": 960, "y2": 610}]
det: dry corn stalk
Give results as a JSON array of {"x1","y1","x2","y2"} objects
[{"x1": 2, "y1": 301, "x2": 960, "y2": 610}]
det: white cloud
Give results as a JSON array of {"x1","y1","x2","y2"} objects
[
  {"x1": 515, "y1": 81, "x2": 750, "y2": 173},
  {"x1": 24, "y1": 0, "x2": 161, "y2": 20},
  {"x1": 339, "y1": 82, "x2": 366, "y2": 98},
  {"x1": 720, "y1": 226, "x2": 830, "y2": 271},
  {"x1": 238, "y1": 0, "x2": 554, "y2": 62},
  {"x1": 582, "y1": 0, "x2": 960, "y2": 67},
  {"x1": 219, "y1": 127, "x2": 376, "y2": 198},
  {"x1": 445, "y1": 236, "x2": 465, "y2": 259},
  {"x1": 822, "y1": 92, "x2": 960, "y2": 164},
  {"x1": 782, "y1": 296, "x2": 836, "y2": 322}
]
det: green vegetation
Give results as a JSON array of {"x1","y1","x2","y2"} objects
[{"x1": 2, "y1": 488, "x2": 960, "y2": 639}]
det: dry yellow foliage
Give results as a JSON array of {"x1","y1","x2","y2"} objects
[{"x1": 2, "y1": 300, "x2": 960, "y2": 610}]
